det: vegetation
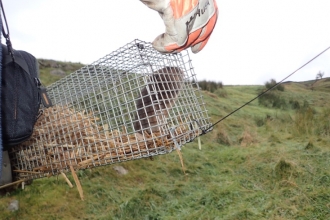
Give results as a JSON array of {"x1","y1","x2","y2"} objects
[
  {"x1": 38, "y1": 59, "x2": 84, "y2": 86},
  {"x1": 316, "y1": 71, "x2": 324, "y2": 80},
  {"x1": 1, "y1": 62, "x2": 329, "y2": 219},
  {"x1": 197, "y1": 80, "x2": 223, "y2": 93},
  {"x1": 264, "y1": 78, "x2": 285, "y2": 91},
  {"x1": 258, "y1": 79, "x2": 287, "y2": 109}
]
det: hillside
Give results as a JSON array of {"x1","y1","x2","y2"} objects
[
  {"x1": 38, "y1": 59, "x2": 85, "y2": 86},
  {"x1": 1, "y1": 60, "x2": 329, "y2": 219}
]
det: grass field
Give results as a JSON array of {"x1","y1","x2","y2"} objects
[{"x1": 0, "y1": 60, "x2": 329, "y2": 219}]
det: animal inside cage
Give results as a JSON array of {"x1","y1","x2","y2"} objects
[{"x1": 9, "y1": 39, "x2": 212, "y2": 181}]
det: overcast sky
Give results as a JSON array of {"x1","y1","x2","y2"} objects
[{"x1": 2, "y1": 0, "x2": 330, "y2": 85}]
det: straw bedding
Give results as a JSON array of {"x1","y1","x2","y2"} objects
[{"x1": 11, "y1": 105, "x2": 193, "y2": 180}]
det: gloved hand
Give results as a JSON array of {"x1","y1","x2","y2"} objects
[{"x1": 140, "y1": 0, "x2": 218, "y2": 54}]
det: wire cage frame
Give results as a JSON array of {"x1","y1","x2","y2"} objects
[{"x1": 9, "y1": 39, "x2": 212, "y2": 181}]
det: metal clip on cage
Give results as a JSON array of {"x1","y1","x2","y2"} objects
[{"x1": 9, "y1": 39, "x2": 212, "y2": 181}]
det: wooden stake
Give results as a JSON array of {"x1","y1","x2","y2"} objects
[
  {"x1": 0, "y1": 179, "x2": 27, "y2": 190},
  {"x1": 176, "y1": 148, "x2": 186, "y2": 174},
  {"x1": 69, "y1": 166, "x2": 84, "y2": 201},
  {"x1": 60, "y1": 172, "x2": 73, "y2": 188},
  {"x1": 13, "y1": 170, "x2": 41, "y2": 174}
]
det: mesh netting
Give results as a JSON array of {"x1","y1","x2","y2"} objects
[{"x1": 9, "y1": 39, "x2": 212, "y2": 180}]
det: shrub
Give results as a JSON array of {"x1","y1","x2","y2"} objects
[
  {"x1": 258, "y1": 91, "x2": 287, "y2": 109},
  {"x1": 258, "y1": 79, "x2": 287, "y2": 109},
  {"x1": 289, "y1": 99, "x2": 310, "y2": 110},
  {"x1": 198, "y1": 80, "x2": 223, "y2": 93},
  {"x1": 289, "y1": 99, "x2": 300, "y2": 109},
  {"x1": 265, "y1": 79, "x2": 285, "y2": 91}
]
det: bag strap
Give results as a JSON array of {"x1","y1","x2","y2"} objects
[
  {"x1": 0, "y1": 0, "x2": 15, "y2": 62},
  {"x1": 0, "y1": 1, "x2": 30, "y2": 75}
]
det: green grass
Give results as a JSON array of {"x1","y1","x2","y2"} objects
[
  {"x1": 1, "y1": 64, "x2": 329, "y2": 219},
  {"x1": 38, "y1": 59, "x2": 84, "y2": 86}
]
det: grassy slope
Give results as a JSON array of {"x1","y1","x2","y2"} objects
[
  {"x1": 0, "y1": 62, "x2": 329, "y2": 219},
  {"x1": 38, "y1": 59, "x2": 85, "y2": 86}
]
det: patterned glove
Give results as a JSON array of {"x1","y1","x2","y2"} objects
[{"x1": 140, "y1": 0, "x2": 218, "y2": 53}]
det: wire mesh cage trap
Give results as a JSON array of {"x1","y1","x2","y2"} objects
[{"x1": 9, "y1": 39, "x2": 212, "y2": 181}]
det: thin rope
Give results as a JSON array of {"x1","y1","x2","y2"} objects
[{"x1": 200, "y1": 45, "x2": 330, "y2": 134}]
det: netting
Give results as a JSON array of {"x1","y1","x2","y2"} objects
[{"x1": 9, "y1": 39, "x2": 212, "y2": 181}]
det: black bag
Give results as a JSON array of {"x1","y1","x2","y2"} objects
[
  {"x1": 0, "y1": 0, "x2": 52, "y2": 148},
  {"x1": 1, "y1": 44, "x2": 51, "y2": 147}
]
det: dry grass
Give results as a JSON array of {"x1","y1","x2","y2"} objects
[
  {"x1": 10, "y1": 105, "x2": 195, "y2": 181},
  {"x1": 239, "y1": 129, "x2": 258, "y2": 147}
]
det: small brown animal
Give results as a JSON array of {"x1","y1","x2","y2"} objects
[{"x1": 134, "y1": 66, "x2": 184, "y2": 134}]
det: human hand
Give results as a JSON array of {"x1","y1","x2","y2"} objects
[{"x1": 140, "y1": 0, "x2": 218, "y2": 54}]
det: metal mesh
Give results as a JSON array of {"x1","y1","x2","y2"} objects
[{"x1": 9, "y1": 39, "x2": 212, "y2": 180}]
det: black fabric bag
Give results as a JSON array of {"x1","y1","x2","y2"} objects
[
  {"x1": 1, "y1": 44, "x2": 51, "y2": 147},
  {"x1": 0, "y1": 0, "x2": 51, "y2": 184}
]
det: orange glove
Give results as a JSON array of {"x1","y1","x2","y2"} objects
[{"x1": 140, "y1": 0, "x2": 218, "y2": 54}]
